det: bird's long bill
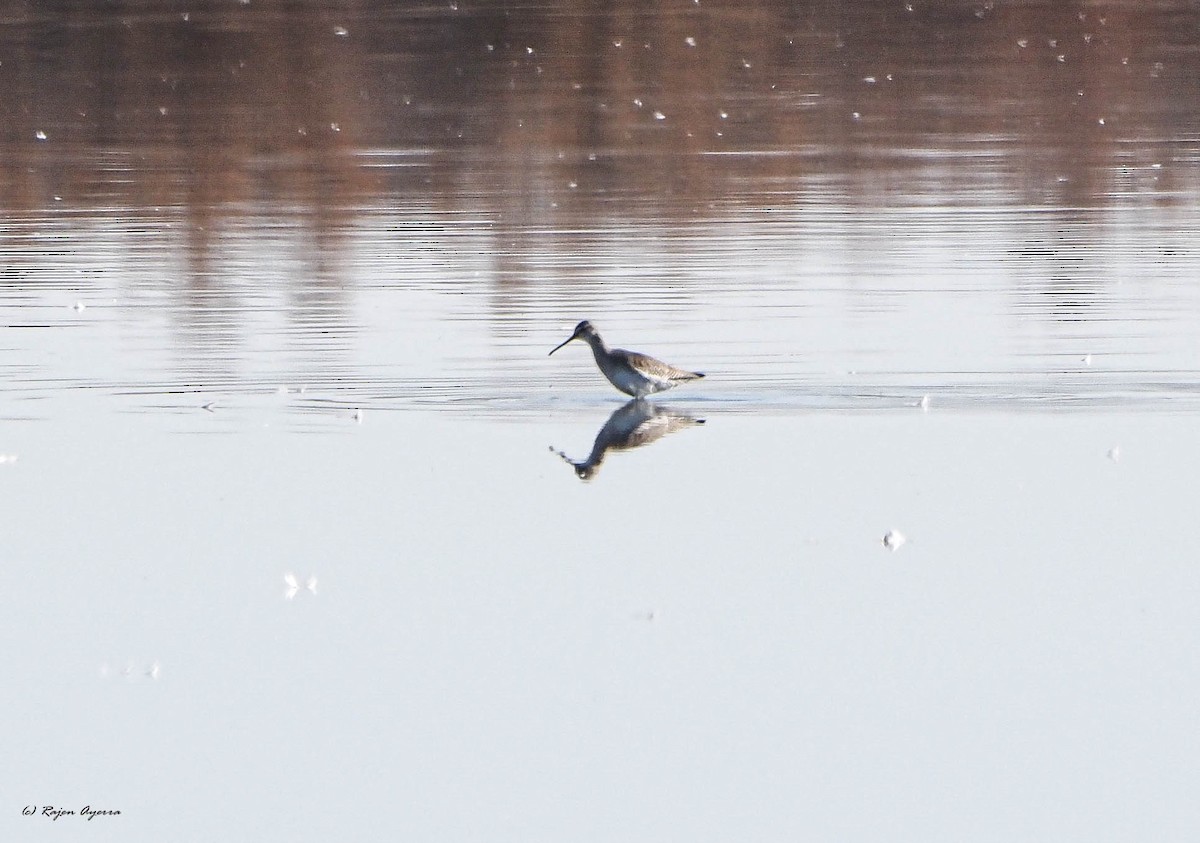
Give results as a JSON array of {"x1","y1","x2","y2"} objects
[{"x1": 548, "y1": 335, "x2": 575, "y2": 356}]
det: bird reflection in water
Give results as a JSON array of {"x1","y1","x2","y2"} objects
[{"x1": 551, "y1": 398, "x2": 705, "y2": 481}]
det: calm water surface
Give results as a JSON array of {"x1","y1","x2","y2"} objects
[{"x1": 3, "y1": 2, "x2": 1200, "y2": 841}]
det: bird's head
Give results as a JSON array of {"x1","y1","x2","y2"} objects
[{"x1": 549, "y1": 320, "x2": 597, "y2": 356}]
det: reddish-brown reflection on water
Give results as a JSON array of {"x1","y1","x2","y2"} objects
[{"x1": 1, "y1": 1, "x2": 1196, "y2": 217}]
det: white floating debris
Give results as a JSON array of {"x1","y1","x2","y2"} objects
[
  {"x1": 851, "y1": 112, "x2": 861, "y2": 121},
  {"x1": 863, "y1": 75, "x2": 877, "y2": 84},
  {"x1": 1107, "y1": 446, "x2": 1121, "y2": 463},
  {"x1": 353, "y1": 408, "x2": 364, "y2": 424},
  {"x1": 102, "y1": 660, "x2": 160, "y2": 680},
  {"x1": 72, "y1": 301, "x2": 86, "y2": 312},
  {"x1": 35, "y1": 129, "x2": 47, "y2": 141},
  {"x1": 919, "y1": 395, "x2": 930, "y2": 411},
  {"x1": 882, "y1": 530, "x2": 907, "y2": 551},
  {"x1": 1097, "y1": 117, "x2": 1105, "y2": 125},
  {"x1": 333, "y1": 25, "x2": 349, "y2": 37},
  {"x1": 1017, "y1": 38, "x2": 1028, "y2": 48},
  {"x1": 653, "y1": 110, "x2": 666, "y2": 120},
  {"x1": 741, "y1": 58, "x2": 752, "y2": 69},
  {"x1": 1082, "y1": 353, "x2": 1092, "y2": 366},
  {"x1": 284, "y1": 572, "x2": 318, "y2": 599},
  {"x1": 201, "y1": 401, "x2": 217, "y2": 413},
  {"x1": 685, "y1": 36, "x2": 696, "y2": 47},
  {"x1": 0, "y1": 454, "x2": 19, "y2": 465}
]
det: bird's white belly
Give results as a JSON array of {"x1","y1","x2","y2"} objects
[{"x1": 606, "y1": 366, "x2": 669, "y2": 397}]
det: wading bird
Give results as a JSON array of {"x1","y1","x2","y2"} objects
[{"x1": 548, "y1": 321, "x2": 704, "y2": 398}]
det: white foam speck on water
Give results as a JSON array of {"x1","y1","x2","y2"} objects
[
  {"x1": 284, "y1": 572, "x2": 319, "y2": 599},
  {"x1": 883, "y1": 530, "x2": 907, "y2": 551}
]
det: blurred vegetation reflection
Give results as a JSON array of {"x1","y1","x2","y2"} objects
[
  {"x1": 3, "y1": 2, "x2": 1197, "y2": 209},
  {"x1": 0, "y1": 0, "x2": 1197, "y2": 291}
]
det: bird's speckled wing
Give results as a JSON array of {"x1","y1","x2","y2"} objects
[{"x1": 619, "y1": 349, "x2": 703, "y2": 381}]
